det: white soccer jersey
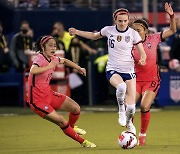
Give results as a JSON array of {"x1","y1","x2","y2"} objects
[{"x1": 100, "y1": 25, "x2": 142, "y2": 73}]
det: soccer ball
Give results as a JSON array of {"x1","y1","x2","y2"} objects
[
  {"x1": 169, "y1": 59, "x2": 180, "y2": 70},
  {"x1": 118, "y1": 131, "x2": 137, "y2": 149}
]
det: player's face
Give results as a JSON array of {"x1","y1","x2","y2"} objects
[
  {"x1": 43, "y1": 39, "x2": 57, "y2": 58},
  {"x1": 115, "y1": 14, "x2": 129, "y2": 31},
  {"x1": 133, "y1": 24, "x2": 147, "y2": 41}
]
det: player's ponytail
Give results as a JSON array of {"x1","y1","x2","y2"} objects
[{"x1": 34, "y1": 36, "x2": 43, "y2": 52}]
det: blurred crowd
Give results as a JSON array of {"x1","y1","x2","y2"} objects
[{"x1": 4, "y1": 0, "x2": 180, "y2": 11}]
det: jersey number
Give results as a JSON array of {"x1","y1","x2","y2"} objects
[
  {"x1": 150, "y1": 81, "x2": 156, "y2": 88},
  {"x1": 109, "y1": 39, "x2": 115, "y2": 48}
]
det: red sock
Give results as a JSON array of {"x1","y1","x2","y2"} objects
[
  {"x1": 140, "y1": 111, "x2": 150, "y2": 134},
  {"x1": 61, "y1": 123, "x2": 84, "y2": 144},
  {"x1": 68, "y1": 112, "x2": 80, "y2": 128}
]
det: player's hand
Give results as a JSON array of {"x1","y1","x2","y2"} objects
[
  {"x1": 49, "y1": 57, "x2": 59, "y2": 68},
  {"x1": 69, "y1": 28, "x2": 77, "y2": 36},
  {"x1": 165, "y1": 2, "x2": 174, "y2": 16},
  {"x1": 138, "y1": 55, "x2": 146, "y2": 66},
  {"x1": 78, "y1": 67, "x2": 86, "y2": 76}
]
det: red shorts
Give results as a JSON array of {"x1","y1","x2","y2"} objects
[
  {"x1": 136, "y1": 81, "x2": 160, "y2": 95},
  {"x1": 29, "y1": 91, "x2": 66, "y2": 118}
]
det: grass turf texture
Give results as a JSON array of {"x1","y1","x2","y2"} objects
[{"x1": 0, "y1": 107, "x2": 180, "y2": 154}]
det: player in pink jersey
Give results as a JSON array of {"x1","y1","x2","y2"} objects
[
  {"x1": 132, "y1": 2, "x2": 176, "y2": 146},
  {"x1": 27, "y1": 35, "x2": 96, "y2": 148}
]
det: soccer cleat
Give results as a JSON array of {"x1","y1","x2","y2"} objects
[
  {"x1": 73, "y1": 126, "x2": 86, "y2": 135},
  {"x1": 118, "y1": 112, "x2": 126, "y2": 127},
  {"x1": 138, "y1": 133, "x2": 146, "y2": 146},
  {"x1": 126, "y1": 121, "x2": 136, "y2": 135},
  {"x1": 81, "y1": 140, "x2": 97, "y2": 148}
]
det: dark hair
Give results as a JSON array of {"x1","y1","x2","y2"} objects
[
  {"x1": 133, "y1": 19, "x2": 149, "y2": 30},
  {"x1": 34, "y1": 35, "x2": 54, "y2": 52},
  {"x1": 113, "y1": 8, "x2": 129, "y2": 20},
  {"x1": 20, "y1": 20, "x2": 29, "y2": 26}
]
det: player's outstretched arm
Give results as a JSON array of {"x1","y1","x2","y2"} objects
[
  {"x1": 162, "y1": 2, "x2": 177, "y2": 39},
  {"x1": 30, "y1": 59, "x2": 59, "y2": 75},
  {"x1": 136, "y1": 42, "x2": 147, "y2": 66},
  {"x1": 69, "y1": 28, "x2": 102, "y2": 40},
  {"x1": 60, "y1": 58, "x2": 86, "y2": 76}
]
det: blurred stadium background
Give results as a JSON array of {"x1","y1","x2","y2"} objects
[{"x1": 0, "y1": 0, "x2": 179, "y2": 107}]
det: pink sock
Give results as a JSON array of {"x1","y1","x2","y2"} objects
[
  {"x1": 61, "y1": 123, "x2": 84, "y2": 144},
  {"x1": 68, "y1": 112, "x2": 80, "y2": 128},
  {"x1": 140, "y1": 111, "x2": 150, "y2": 134}
]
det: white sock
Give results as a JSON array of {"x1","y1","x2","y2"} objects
[
  {"x1": 126, "y1": 104, "x2": 136, "y2": 124},
  {"x1": 116, "y1": 83, "x2": 126, "y2": 113}
]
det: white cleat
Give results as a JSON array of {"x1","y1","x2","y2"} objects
[
  {"x1": 126, "y1": 121, "x2": 136, "y2": 135},
  {"x1": 118, "y1": 112, "x2": 126, "y2": 127}
]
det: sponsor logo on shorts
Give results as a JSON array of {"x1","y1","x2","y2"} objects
[{"x1": 110, "y1": 71, "x2": 115, "y2": 74}]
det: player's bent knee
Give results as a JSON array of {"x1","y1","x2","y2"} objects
[
  {"x1": 116, "y1": 82, "x2": 127, "y2": 93},
  {"x1": 73, "y1": 105, "x2": 80, "y2": 114},
  {"x1": 140, "y1": 104, "x2": 150, "y2": 112}
]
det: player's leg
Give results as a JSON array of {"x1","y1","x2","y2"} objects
[
  {"x1": 138, "y1": 81, "x2": 160, "y2": 145},
  {"x1": 50, "y1": 92, "x2": 86, "y2": 135},
  {"x1": 125, "y1": 78, "x2": 136, "y2": 135},
  {"x1": 110, "y1": 74, "x2": 126, "y2": 126},
  {"x1": 60, "y1": 96, "x2": 86, "y2": 135},
  {"x1": 138, "y1": 90, "x2": 156, "y2": 146},
  {"x1": 44, "y1": 110, "x2": 96, "y2": 148}
]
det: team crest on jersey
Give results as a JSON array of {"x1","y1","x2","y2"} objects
[
  {"x1": 117, "y1": 36, "x2": 122, "y2": 42},
  {"x1": 125, "y1": 36, "x2": 130, "y2": 43},
  {"x1": 170, "y1": 76, "x2": 180, "y2": 103},
  {"x1": 147, "y1": 43, "x2": 151, "y2": 48}
]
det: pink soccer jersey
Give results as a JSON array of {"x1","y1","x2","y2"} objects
[
  {"x1": 132, "y1": 33, "x2": 163, "y2": 81},
  {"x1": 27, "y1": 53, "x2": 60, "y2": 103}
]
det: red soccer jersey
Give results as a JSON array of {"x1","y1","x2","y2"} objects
[
  {"x1": 27, "y1": 53, "x2": 60, "y2": 103},
  {"x1": 132, "y1": 33, "x2": 163, "y2": 81}
]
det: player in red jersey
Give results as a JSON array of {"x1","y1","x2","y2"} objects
[
  {"x1": 27, "y1": 35, "x2": 96, "y2": 148},
  {"x1": 132, "y1": 2, "x2": 176, "y2": 146}
]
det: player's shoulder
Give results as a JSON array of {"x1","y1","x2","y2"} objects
[
  {"x1": 102, "y1": 25, "x2": 115, "y2": 31},
  {"x1": 33, "y1": 53, "x2": 45, "y2": 62},
  {"x1": 34, "y1": 53, "x2": 43, "y2": 58},
  {"x1": 128, "y1": 27, "x2": 138, "y2": 34},
  {"x1": 147, "y1": 33, "x2": 161, "y2": 40}
]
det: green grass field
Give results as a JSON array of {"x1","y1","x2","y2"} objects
[{"x1": 0, "y1": 107, "x2": 180, "y2": 154}]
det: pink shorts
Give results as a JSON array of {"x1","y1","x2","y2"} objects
[
  {"x1": 136, "y1": 81, "x2": 160, "y2": 95},
  {"x1": 29, "y1": 91, "x2": 66, "y2": 118}
]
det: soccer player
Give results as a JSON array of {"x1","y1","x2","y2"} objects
[
  {"x1": 132, "y1": 2, "x2": 176, "y2": 146},
  {"x1": 69, "y1": 8, "x2": 147, "y2": 135},
  {"x1": 27, "y1": 35, "x2": 96, "y2": 148}
]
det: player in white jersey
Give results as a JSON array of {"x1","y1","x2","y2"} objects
[{"x1": 69, "y1": 8, "x2": 146, "y2": 135}]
